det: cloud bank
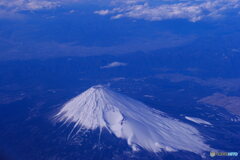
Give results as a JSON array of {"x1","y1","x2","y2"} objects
[
  {"x1": 101, "y1": 62, "x2": 127, "y2": 68},
  {"x1": 0, "y1": 0, "x2": 239, "y2": 21},
  {"x1": 95, "y1": 0, "x2": 240, "y2": 22},
  {"x1": 0, "y1": 0, "x2": 60, "y2": 11}
]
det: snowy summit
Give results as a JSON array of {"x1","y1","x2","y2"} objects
[{"x1": 55, "y1": 85, "x2": 212, "y2": 154}]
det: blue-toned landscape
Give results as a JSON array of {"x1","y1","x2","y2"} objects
[{"x1": 0, "y1": 0, "x2": 240, "y2": 160}]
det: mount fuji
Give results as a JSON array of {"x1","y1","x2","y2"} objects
[{"x1": 55, "y1": 85, "x2": 212, "y2": 155}]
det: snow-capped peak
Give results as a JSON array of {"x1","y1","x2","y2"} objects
[{"x1": 55, "y1": 85, "x2": 212, "y2": 154}]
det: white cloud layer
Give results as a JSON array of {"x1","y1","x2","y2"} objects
[
  {"x1": 101, "y1": 61, "x2": 127, "y2": 68},
  {"x1": 95, "y1": 0, "x2": 240, "y2": 22},
  {"x1": 0, "y1": 0, "x2": 60, "y2": 11},
  {"x1": 185, "y1": 116, "x2": 212, "y2": 125},
  {"x1": 0, "y1": 0, "x2": 239, "y2": 21}
]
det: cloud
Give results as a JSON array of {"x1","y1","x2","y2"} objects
[
  {"x1": 101, "y1": 62, "x2": 127, "y2": 68},
  {"x1": 0, "y1": 0, "x2": 61, "y2": 19},
  {"x1": 1, "y1": 0, "x2": 239, "y2": 21},
  {"x1": 0, "y1": 0, "x2": 60, "y2": 11},
  {"x1": 185, "y1": 116, "x2": 212, "y2": 125},
  {"x1": 0, "y1": 0, "x2": 93, "y2": 19},
  {"x1": 94, "y1": 9, "x2": 110, "y2": 15},
  {"x1": 95, "y1": 0, "x2": 240, "y2": 22}
]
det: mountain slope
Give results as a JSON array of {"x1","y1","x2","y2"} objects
[{"x1": 55, "y1": 85, "x2": 212, "y2": 154}]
